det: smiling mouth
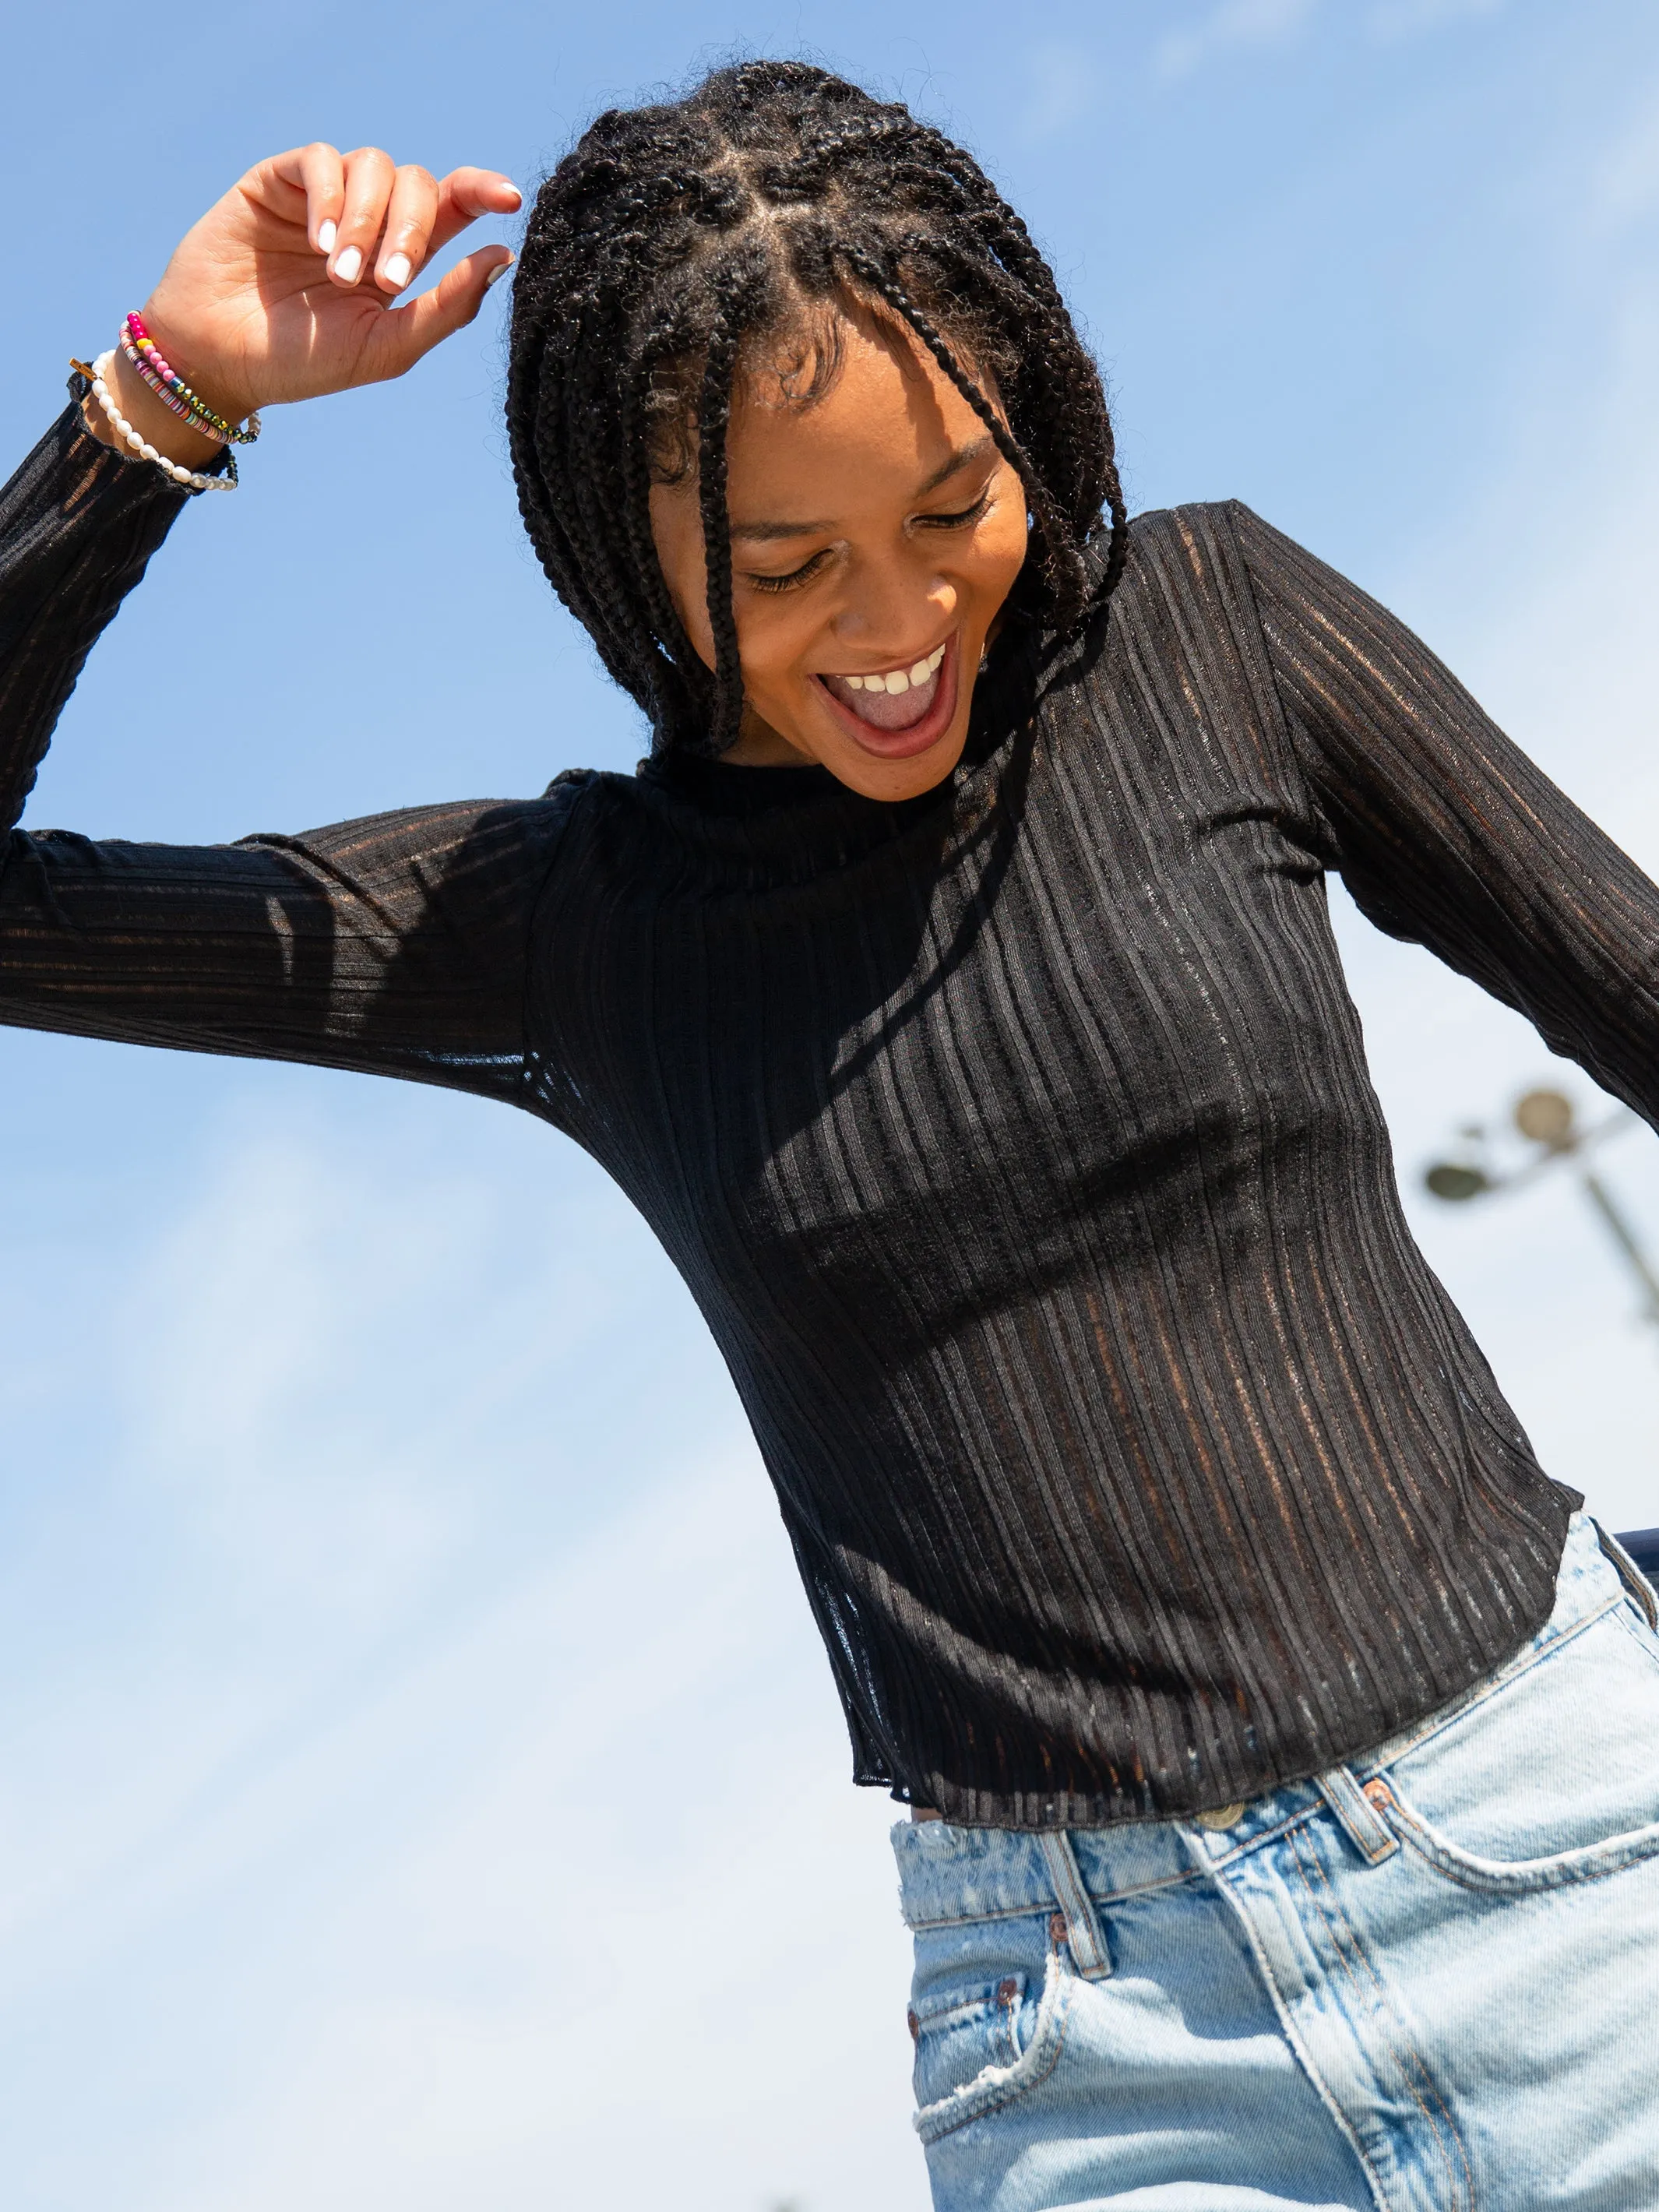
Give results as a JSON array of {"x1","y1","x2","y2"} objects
[{"x1": 818, "y1": 642, "x2": 949, "y2": 733}]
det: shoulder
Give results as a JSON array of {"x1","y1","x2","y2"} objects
[
  {"x1": 248, "y1": 777, "x2": 603, "y2": 921},
  {"x1": 1122, "y1": 498, "x2": 1266, "y2": 578},
  {"x1": 1085, "y1": 499, "x2": 1277, "y2": 643}
]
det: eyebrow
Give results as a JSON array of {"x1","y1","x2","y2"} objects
[{"x1": 727, "y1": 435, "x2": 999, "y2": 543}]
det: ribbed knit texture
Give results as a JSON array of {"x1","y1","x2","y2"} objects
[{"x1": 6, "y1": 396, "x2": 1634, "y2": 1825}]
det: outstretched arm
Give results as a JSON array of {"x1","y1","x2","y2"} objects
[
  {"x1": 0, "y1": 400, "x2": 584, "y2": 1097},
  {"x1": 1227, "y1": 499, "x2": 1659, "y2": 1129}
]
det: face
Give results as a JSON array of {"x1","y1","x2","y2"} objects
[{"x1": 648, "y1": 309, "x2": 1030, "y2": 801}]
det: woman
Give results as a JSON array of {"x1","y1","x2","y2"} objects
[{"x1": 5, "y1": 58, "x2": 1659, "y2": 2210}]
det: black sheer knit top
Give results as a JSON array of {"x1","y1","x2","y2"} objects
[{"x1": 9, "y1": 395, "x2": 1647, "y2": 1826}]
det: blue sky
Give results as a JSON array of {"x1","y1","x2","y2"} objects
[{"x1": 4, "y1": 2, "x2": 1659, "y2": 2206}]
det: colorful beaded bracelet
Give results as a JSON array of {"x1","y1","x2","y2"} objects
[
  {"x1": 119, "y1": 311, "x2": 261, "y2": 446},
  {"x1": 77, "y1": 353, "x2": 238, "y2": 492}
]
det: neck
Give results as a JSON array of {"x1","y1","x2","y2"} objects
[{"x1": 720, "y1": 707, "x2": 814, "y2": 768}]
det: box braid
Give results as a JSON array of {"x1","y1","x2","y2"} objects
[{"x1": 507, "y1": 60, "x2": 1128, "y2": 756}]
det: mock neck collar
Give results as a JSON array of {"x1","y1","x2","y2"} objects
[{"x1": 634, "y1": 617, "x2": 1044, "y2": 819}]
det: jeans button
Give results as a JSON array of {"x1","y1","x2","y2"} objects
[{"x1": 1196, "y1": 1800, "x2": 1248, "y2": 1830}]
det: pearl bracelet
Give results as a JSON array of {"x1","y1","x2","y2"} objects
[{"x1": 80, "y1": 350, "x2": 238, "y2": 493}]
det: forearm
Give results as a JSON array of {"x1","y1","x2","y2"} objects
[
  {"x1": 1232, "y1": 498, "x2": 1659, "y2": 1123},
  {"x1": 0, "y1": 791, "x2": 583, "y2": 1099},
  {"x1": 0, "y1": 390, "x2": 195, "y2": 835}
]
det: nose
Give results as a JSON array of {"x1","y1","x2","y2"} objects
[{"x1": 834, "y1": 551, "x2": 959, "y2": 651}]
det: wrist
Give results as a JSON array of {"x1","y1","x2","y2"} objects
[
  {"x1": 83, "y1": 346, "x2": 226, "y2": 470},
  {"x1": 131, "y1": 301, "x2": 259, "y2": 434}
]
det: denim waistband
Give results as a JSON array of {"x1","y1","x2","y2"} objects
[{"x1": 893, "y1": 1510, "x2": 1636, "y2": 1931}]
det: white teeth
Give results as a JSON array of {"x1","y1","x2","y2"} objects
[{"x1": 833, "y1": 644, "x2": 947, "y2": 694}]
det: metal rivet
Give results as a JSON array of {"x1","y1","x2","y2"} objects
[
  {"x1": 907, "y1": 2007, "x2": 920, "y2": 2045},
  {"x1": 1049, "y1": 1911, "x2": 1069, "y2": 1948},
  {"x1": 1364, "y1": 1779, "x2": 1393, "y2": 1809},
  {"x1": 1196, "y1": 1800, "x2": 1249, "y2": 1830},
  {"x1": 995, "y1": 1977, "x2": 1020, "y2": 2007}
]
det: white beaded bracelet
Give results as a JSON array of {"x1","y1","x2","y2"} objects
[{"x1": 84, "y1": 350, "x2": 238, "y2": 493}]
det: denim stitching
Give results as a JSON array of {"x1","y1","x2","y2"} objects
[
  {"x1": 1190, "y1": 1837, "x2": 1393, "y2": 2212},
  {"x1": 1286, "y1": 1820, "x2": 1474, "y2": 2212},
  {"x1": 1189, "y1": 1799, "x2": 1329, "y2": 1876},
  {"x1": 902, "y1": 1864, "x2": 1203, "y2": 1932},
  {"x1": 1377, "y1": 1788, "x2": 1659, "y2": 1898},
  {"x1": 914, "y1": 1945, "x2": 1076, "y2": 2144},
  {"x1": 1611, "y1": 1604, "x2": 1659, "y2": 1682},
  {"x1": 1594, "y1": 1524, "x2": 1658, "y2": 1630}
]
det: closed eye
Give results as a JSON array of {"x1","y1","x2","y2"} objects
[
  {"x1": 744, "y1": 546, "x2": 836, "y2": 595},
  {"x1": 917, "y1": 487, "x2": 993, "y2": 530},
  {"x1": 741, "y1": 483, "x2": 995, "y2": 594}
]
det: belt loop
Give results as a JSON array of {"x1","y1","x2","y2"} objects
[
  {"x1": 1595, "y1": 1522, "x2": 1659, "y2": 1631},
  {"x1": 1037, "y1": 1830, "x2": 1112, "y2": 1978},
  {"x1": 1318, "y1": 1764, "x2": 1399, "y2": 1866}
]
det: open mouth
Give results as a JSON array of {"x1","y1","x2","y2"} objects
[{"x1": 813, "y1": 636, "x2": 959, "y2": 759}]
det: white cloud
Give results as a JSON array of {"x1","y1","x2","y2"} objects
[
  {"x1": 1155, "y1": 0, "x2": 1321, "y2": 83},
  {"x1": 1590, "y1": 83, "x2": 1659, "y2": 227},
  {"x1": 0, "y1": 1104, "x2": 927, "y2": 2212},
  {"x1": 1367, "y1": 0, "x2": 1503, "y2": 41},
  {"x1": 152, "y1": 1458, "x2": 920, "y2": 2212},
  {"x1": 1156, "y1": 0, "x2": 1505, "y2": 77},
  {"x1": 1018, "y1": 41, "x2": 1100, "y2": 139}
]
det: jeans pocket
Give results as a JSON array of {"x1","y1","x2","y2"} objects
[
  {"x1": 912, "y1": 1935, "x2": 1076, "y2": 2145},
  {"x1": 1367, "y1": 1770, "x2": 1659, "y2": 1896},
  {"x1": 1371, "y1": 1595, "x2": 1659, "y2": 1879}
]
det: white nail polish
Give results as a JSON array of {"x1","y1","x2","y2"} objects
[
  {"x1": 383, "y1": 252, "x2": 412, "y2": 291},
  {"x1": 333, "y1": 245, "x2": 362, "y2": 284},
  {"x1": 484, "y1": 256, "x2": 515, "y2": 288},
  {"x1": 318, "y1": 219, "x2": 337, "y2": 255}
]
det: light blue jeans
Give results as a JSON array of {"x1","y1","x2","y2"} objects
[{"x1": 893, "y1": 1513, "x2": 1659, "y2": 2210}]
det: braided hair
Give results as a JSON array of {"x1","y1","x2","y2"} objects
[{"x1": 507, "y1": 60, "x2": 1127, "y2": 756}]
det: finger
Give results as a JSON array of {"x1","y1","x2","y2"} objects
[
  {"x1": 364, "y1": 248, "x2": 516, "y2": 379},
  {"x1": 373, "y1": 164, "x2": 441, "y2": 296},
  {"x1": 257, "y1": 143, "x2": 343, "y2": 252},
  {"x1": 297, "y1": 143, "x2": 345, "y2": 257},
  {"x1": 328, "y1": 145, "x2": 396, "y2": 287},
  {"x1": 424, "y1": 167, "x2": 523, "y2": 259}
]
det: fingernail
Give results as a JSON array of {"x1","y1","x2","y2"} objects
[
  {"x1": 484, "y1": 256, "x2": 514, "y2": 288},
  {"x1": 383, "y1": 252, "x2": 412, "y2": 291},
  {"x1": 318, "y1": 219, "x2": 337, "y2": 255},
  {"x1": 500, "y1": 179, "x2": 523, "y2": 203},
  {"x1": 333, "y1": 245, "x2": 362, "y2": 284}
]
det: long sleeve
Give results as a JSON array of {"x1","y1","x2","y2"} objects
[
  {"x1": 0, "y1": 398, "x2": 586, "y2": 1100},
  {"x1": 1231, "y1": 498, "x2": 1659, "y2": 1128}
]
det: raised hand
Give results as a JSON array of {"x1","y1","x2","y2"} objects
[{"x1": 90, "y1": 144, "x2": 520, "y2": 462}]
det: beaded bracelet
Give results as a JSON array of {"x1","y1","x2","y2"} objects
[
  {"x1": 119, "y1": 311, "x2": 260, "y2": 446},
  {"x1": 78, "y1": 352, "x2": 238, "y2": 492}
]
